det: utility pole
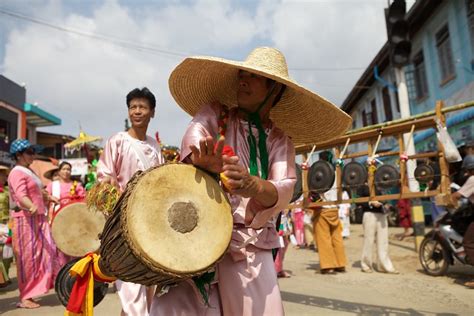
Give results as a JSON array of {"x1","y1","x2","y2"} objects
[{"x1": 386, "y1": 0, "x2": 424, "y2": 250}]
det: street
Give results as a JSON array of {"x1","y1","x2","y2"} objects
[{"x1": 1, "y1": 224, "x2": 473, "y2": 315}]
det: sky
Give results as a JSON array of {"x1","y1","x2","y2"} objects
[{"x1": 0, "y1": 0, "x2": 415, "y2": 148}]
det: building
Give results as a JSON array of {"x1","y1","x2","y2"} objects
[
  {"x1": 0, "y1": 75, "x2": 61, "y2": 166},
  {"x1": 341, "y1": 0, "x2": 474, "y2": 154}
]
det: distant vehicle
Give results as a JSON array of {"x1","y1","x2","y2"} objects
[{"x1": 419, "y1": 201, "x2": 473, "y2": 276}]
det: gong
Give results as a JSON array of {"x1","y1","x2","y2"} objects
[
  {"x1": 414, "y1": 164, "x2": 435, "y2": 184},
  {"x1": 308, "y1": 160, "x2": 335, "y2": 193},
  {"x1": 342, "y1": 162, "x2": 367, "y2": 189},
  {"x1": 291, "y1": 163, "x2": 303, "y2": 202},
  {"x1": 374, "y1": 165, "x2": 400, "y2": 189}
]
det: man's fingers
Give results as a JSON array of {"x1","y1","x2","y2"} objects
[
  {"x1": 222, "y1": 155, "x2": 239, "y2": 165},
  {"x1": 190, "y1": 145, "x2": 200, "y2": 161},
  {"x1": 199, "y1": 138, "x2": 208, "y2": 158},
  {"x1": 205, "y1": 136, "x2": 214, "y2": 155},
  {"x1": 223, "y1": 170, "x2": 244, "y2": 180},
  {"x1": 215, "y1": 137, "x2": 225, "y2": 156}
]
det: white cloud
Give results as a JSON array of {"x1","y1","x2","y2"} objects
[{"x1": 1, "y1": 0, "x2": 404, "y2": 147}]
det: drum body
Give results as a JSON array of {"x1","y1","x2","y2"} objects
[
  {"x1": 51, "y1": 201, "x2": 106, "y2": 257},
  {"x1": 55, "y1": 258, "x2": 108, "y2": 307},
  {"x1": 99, "y1": 163, "x2": 233, "y2": 286}
]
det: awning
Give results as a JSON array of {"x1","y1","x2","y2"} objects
[{"x1": 23, "y1": 102, "x2": 61, "y2": 127}]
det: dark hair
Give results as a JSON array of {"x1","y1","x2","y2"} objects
[
  {"x1": 266, "y1": 79, "x2": 286, "y2": 108},
  {"x1": 58, "y1": 161, "x2": 72, "y2": 171},
  {"x1": 126, "y1": 87, "x2": 156, "y2": 109}
]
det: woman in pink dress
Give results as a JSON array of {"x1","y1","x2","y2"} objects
[
  {"x1": 7, "y1": 139, "x2": 57, "y2": 309},
  {"x1": 292, "y1": 196, "x2": 306, "y2": 247},
  {"x1": 46, "y1": 161, "x2": 85, "y2": 266}
]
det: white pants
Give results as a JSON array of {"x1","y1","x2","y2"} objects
[
  {"x1": 116, "y1": 280, "x2": 153, "y2": 316},
  {"x1": 361, "y1": 212, "x2": 395, "y2": 272}
]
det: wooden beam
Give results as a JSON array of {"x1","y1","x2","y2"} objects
[
  {"x1": 288, "y1": 190, "x2": 440, "y2": 208},
  {"x1": 295, "y1": 116, "x2": 436, "y2": 154},
  {"x1": 399, "y1": 134, "x2": 408, "y2": 195},
  {"x1": 342, "y1": 150, "x2": 369, "y2": 159},
  {"x1": 295, "y1": 100, "x2": 474, "y2": 154}
]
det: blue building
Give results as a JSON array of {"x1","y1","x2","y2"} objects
[{"x1": 341, "y1": 0, "x2": 474, "y2": 154}]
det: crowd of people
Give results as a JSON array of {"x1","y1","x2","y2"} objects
[{"x1": 0, "y1": 46, "x2": 472, "y2": 316}]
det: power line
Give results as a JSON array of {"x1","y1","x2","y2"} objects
[
  {"x1": 0, "y1": 7, "x2": 372, "y2": 72},
  {"x1": 290, "y1": 67, "x2": 366, "y2": 71},
  {"x1": 0, "y1": 7, "x2": 190, "y2": 58}
]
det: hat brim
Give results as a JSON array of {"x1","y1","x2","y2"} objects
[
  {"x1": 44, "y1": 167, "x2": 59, "y2": 180},
  {"x1": 0, "y1": 165, "x2": 10, "y2": 175},
  {"x1": 169, "y1": 57, "x2": 352, "y2": 145}
]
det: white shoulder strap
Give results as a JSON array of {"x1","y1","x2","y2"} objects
[{"x1": 127, "y1": 138, "x2": 152, "y2": 170}]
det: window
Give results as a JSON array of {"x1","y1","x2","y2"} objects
[
  {"x1": 370, "y1": 98, "x2": 378, "y2": 125},
  {"x1": 394, "y1": 83, "x2": 400, "y2": 113},
  {"x1": 351, "y1": 114, "x2": 357, "y2": 129},
  {"x1": 382, "y1": 87, "x2": 393, "y2": 121},
  {"x1": 362, "y1": 109, "x2": 369, "y2": 127},
  {"x1": 435, "y1": 24, "x2": 455, "y2": 83},
  {"x1": 361, "y1": 101, "x2": 376, "y2": 127},
  {"x1": 413, "y1": 51, "x2": 429, "y2": 99}
]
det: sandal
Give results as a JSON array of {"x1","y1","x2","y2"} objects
[{"x1": 464, "y1": 281, "x2": 474, "y2": 289}]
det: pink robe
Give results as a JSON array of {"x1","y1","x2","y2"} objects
[
  {"x1": 97, "y1": 131, "x2": 164, "y2": 316},
  {"x1": 7, "y1": 166, "x2": 57, "y2": 300},
  {"x1": 292, "y1": 206, "x2": 305, "y2": 246},
  {"x1": 151, "y1": 103, "x2": 296, "y2": 315}
]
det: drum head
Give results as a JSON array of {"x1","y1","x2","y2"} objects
[
  {"x1": 55, "y1": 258, "x2": 108, "y2": 307},
  {"x1": 124, "y1": 164, "x2": 233, "y2": 274},
  {"x1": 308, "y1": 160, "x2": 335, "y2": 193},
  {"x1": 52, "y1": 202, "x2": 106, "y2": 257},
  {"x1": 290, "y1": 164, "x2": 303, "y2": 203}
]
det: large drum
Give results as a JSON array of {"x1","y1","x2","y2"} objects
[
  {"x1": 98, "y1": 163, "x2": 233, "y2": 287},
  {"x1": 51, "y1": 201, "x2": 106, "y2": 257}
]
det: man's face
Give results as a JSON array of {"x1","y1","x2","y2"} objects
[
  {"x1": 128, "y1": 98, "x2": 155, "y2": 129},
  {"x1": 237, "y1": 71, "x2": 272, "y2": 112}
]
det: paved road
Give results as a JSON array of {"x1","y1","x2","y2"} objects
[{"x1": 1, "y1": 224, "x2": 473, "y2": 315}]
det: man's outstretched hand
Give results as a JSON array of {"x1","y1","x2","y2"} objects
[{"x1": 190, "y1": 136, "x2": 225, "y2": 174}]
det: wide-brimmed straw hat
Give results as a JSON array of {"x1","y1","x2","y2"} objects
[
  {"x1": 44, "y1": 167, "x2": 59, "y2": 180},
  {"x1": 0, "y1": 165, "x2": 10, "y2": 175},
  {"x1": 169, "y1": 47, "x2": 352, "y2": 145}
]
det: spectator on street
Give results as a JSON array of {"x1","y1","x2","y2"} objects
[
  {"x1": 357, "y1": 183, "x2": 398, "y2": 274},
  {"x1": 292, "y1": 196, "x2": 305, "y2": 248},
  {"x1": 7, "y1": 139, "x2": 58, "y2": 309},
  {"x1": 275, "y1": 211, "x2": 292, "y2": 278},
  {"x1": 339, "y1": 189, "x2": 351, "y2": 239},
  {"x1": 396, "y1": 199, "x2": 412, "y2": 240},
  {"x1": 0, "y1": 165, "x2": 12, "y2": 288}
]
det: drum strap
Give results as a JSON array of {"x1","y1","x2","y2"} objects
[{"x1": 127, "y1": 137, "x2": 152, "y2": 170}]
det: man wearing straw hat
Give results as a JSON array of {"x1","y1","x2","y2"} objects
[{"x1": 151, "y1": 47, "x2": 351, "y2": 315}]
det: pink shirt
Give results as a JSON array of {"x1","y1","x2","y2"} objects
[
  {"x1": 97, "y1": 131, "x2": 164, "y2": 191},
  {"x1": 46, "y1": 181, "x2": 85, "y2": 203},
  {"x1": 181, "y1": 103, "x2": 296, "y2": 257},
  {"x1": 7, "y1": 166, "x2": 46, "y2": 218}
]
